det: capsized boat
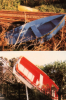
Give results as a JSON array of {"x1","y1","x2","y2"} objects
[
  {"x1": 13, "y1": 56, "x2": 59, "y2": 99},
  {"x1": 18, "y1": 5, "x2": 39, "y2": 12},
  {"x1": 5, "y1": 14, "x2": 65, "y2": 45}
]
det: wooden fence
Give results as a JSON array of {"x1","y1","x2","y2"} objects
[{"x1": 0, "y1": 10, "x2": 66, "y2": 24}]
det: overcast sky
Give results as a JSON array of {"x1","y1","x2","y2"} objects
[{"x1": 0, "y1": 51, "x2": 66, "y2": 66}]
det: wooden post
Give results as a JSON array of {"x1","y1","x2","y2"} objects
[{"x1": 25, "y1": 13, "x2": 26, "y2": 24}]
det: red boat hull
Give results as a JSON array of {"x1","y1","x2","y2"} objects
[{"x1": 13, "y1": 56, "x2": 59, "y2": 99}]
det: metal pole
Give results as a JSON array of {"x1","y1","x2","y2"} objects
[
  {"x1": 25, "y1": 13, "x2": 26, "y2": 24},
  {"x1": 25, "y1": 85, "x2": 29, "y2": 100}
]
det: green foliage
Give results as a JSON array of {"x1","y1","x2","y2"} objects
[
  {"x1": 32, "y1": 89, "x2": 52, "y2": 100},
  {"x1": 0, "y1": 83, "x2": 52, "y2": 100},
  {"x1": 42, "y1": 61, "x2": 66, "y2": 87},
  {"x1": 0, "y1": 0, "x2": 66, "y2": 13},
  {"x1": 35, "y1": 4, "x2": 65, "y2": 13},
  {"x1": 0, "y1": 0, "x2": 20, "y2": 10},
  {"x1": 27, "y1": 0, "x2": 35, "y2": 7},
  {"x1": 36, "y1": 65, "x2": 44, "y2": 70}
]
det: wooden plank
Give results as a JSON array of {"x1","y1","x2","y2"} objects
[
  {"x1": 0, "y1": 10, "x2": 66, "y2": 24},
  {"x1": 0, "y1": 10, "x2": 25, "y2": 15},
  {"x1": 0, "y1": 18, "x2": 24, "y2": 23},
  {"x1": 0, "y1": 15, "x2": 25, "y2": 20}
]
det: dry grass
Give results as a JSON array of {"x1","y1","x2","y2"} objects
[{"x1": 0, "y1": 24, "x2": 9, "y2": 50}]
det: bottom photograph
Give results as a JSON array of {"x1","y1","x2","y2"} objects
[{"x1": 0, "y1": 51, "x2": 66, "y2": 100}]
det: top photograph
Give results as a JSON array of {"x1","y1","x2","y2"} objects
[{"x1": 0, "y1": 0, "x2": 66, "y2": 51}]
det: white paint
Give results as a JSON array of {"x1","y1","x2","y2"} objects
[
  {"x1": 19, "y1": 63, "x2": 24, "y2": 72},
  {"x1": 36, "y1": 79, "x2": 39, "y2": 86},
  {"x1": 18, "y1": 61, "x2": 35, "y2": 82},
  {"x1": 39, "y1": 74, "x2": 43, "y2": 88},
  {"x1": 52, "y1": 90, "x2": 55, "y2": 97},
  {"x1": 36, "y1": 74, "x2": 43, "y2": 88},
  {"x1": 13, "y1": 65, "x2": 33, "y2": 89},
  {"x1": 28, "y1": 72, "x2": 33, "y2": 81}
]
